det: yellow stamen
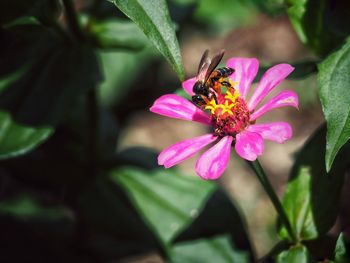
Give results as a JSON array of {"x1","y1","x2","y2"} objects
[
  {"x1": 229, "y1": 79, "x2": 238, "y2": 87},
  {"x1": 203, "y1": 83, "x2": 241, "y2": 116},
  {"x1": 224, "y1": 89, "x2": 240, "y2": 103},
  {"x1": 204, "y1": 99, "x2": 218, "y2": 114}
]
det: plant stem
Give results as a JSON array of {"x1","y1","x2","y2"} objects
[
  {"x1": 62, "y1": 0, "x2": 99, "y2": 178},
  {"x1": 87, "y1": 88, "x2": 99, "y2": 178},
  {"x1": 62, "y1": 0, "x2": 85, "y2": 41},
  {"x1": 249, "y1": 159, "x2": 297, "y2": 243}
]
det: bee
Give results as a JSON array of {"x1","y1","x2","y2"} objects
[{"x1": 192, "y1": 49, "x2": 235, "y2": 106}]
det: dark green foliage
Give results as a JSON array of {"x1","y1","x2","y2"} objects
[
  {"x1": 318, "y1": 37, "x2": 350, "y2": 171},
  {"x1": 0, "y1": 0, "x2": 350, "y2": 262},
  {"x1": 287, "y1": 0, "x2": 350, "y2": 56},
  {"x1": 280, "y1": 126, "x2": 350, "y2": 240}
]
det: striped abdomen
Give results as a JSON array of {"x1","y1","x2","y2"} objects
[{"x1": 212, "y1": 67, "x2": 234, "y2": 79}]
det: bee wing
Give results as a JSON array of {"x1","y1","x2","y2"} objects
[
  {"x1": 196, "y1": 50, "x2": 211, "y2": 82},
  {"x1": 197, "y1": 49, "x2": 210, "y2": 75},
  {"x1": 204, "y1": 49, "x2": 225, "y2": 83},
  {"x1": 197, "y1": 61, "x2": 211, "y2": 82}
]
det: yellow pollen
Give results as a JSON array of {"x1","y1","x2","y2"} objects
[
  {"x1": 204, "y1": 99, "x2": 218, "y2": 114},
  {"x1": 204, "y1": 89, "x2": 241, "y2": 116},
  {"x1": 229, "y1": 79, "x2": 238, "y2": 87},
  {"x1": 217, "y1": 100, "x2": 235, "y2": 115},
  {"x1": 224, "y1": 89, "x2": 240, "y2": 103}
]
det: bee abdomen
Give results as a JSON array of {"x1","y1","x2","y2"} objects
[{"x1": 214, "y1": 67, "x2": 234, "y2": 78}]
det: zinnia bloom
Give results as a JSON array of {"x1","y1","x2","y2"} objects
[{"x1": 150, "y1": 58, "x2": 298, "y2": 180}]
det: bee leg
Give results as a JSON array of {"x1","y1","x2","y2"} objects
[
  {"x1": 208, "y1": 92, "x2": 218, "y2": 104},
  {"x1": 221, "y1": 81, "x2": 231, "y2": 87}
]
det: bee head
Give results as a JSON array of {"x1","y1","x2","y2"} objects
[
  {"x1": 193, "y1": 81, "x2": 208, "y2": 96},
  {"x1": 192, "y1": 94, "x2": 206, "y2": 106}
]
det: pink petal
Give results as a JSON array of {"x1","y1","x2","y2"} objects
[
  {"x1": 195, "y1": 136, "x2": 233, "y2": 180},
  {"x1": 250, "y1": 90, "x2": 298, "y2": 121},
  {"x1": 235, "y1": 131, "x2": 264, "y2": 161},
  {"x1": 248, "y1": 64, "x2": 294, "y2": 110},
  {"x1": 227, "y1": 57, "x2": 259, "y2": 99},
  {"x1": 158, "y1": 134, "x2": 217, "y2": 168},
  {"x1": 150, "y1": 94, "x2": 211, "y2": 125},
  {"x1": 247, "y1": 122, "x2": 292, "y2": 144},
  {"x1": 182, "y1": 77, "x2": 196, "y2": 96}
]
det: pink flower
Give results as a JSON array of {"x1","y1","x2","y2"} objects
[{"x1": 150, "y1": 58, "x2": 298, "y2": 180}]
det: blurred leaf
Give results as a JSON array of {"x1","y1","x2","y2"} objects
[
  {"x1": 0, "y1": 64, "x2": 29, "y2": 93},
  {"x1": 89, "y1": 18, "x2": 149, "y2": 50},
  {"x1": 254, "y1": 60, "x2": 318, "y2": 83},
  {"x1": 0, "y1": 0, "x2": 40, "y2": 25},
  {"x1": 259, "y1": 241, "x2": 290, "y2": 262},
  {"x1": 0, "y1": 193, "x2": 79, "y2": 262},
  {"x1": 251, "y1": 0, "x2": 286, "y2": 16},
  {"x1": 0, "y1": 24, "x2": 102, "y2": 126},
  {"x1": 169, "y1": 0, "x2": 199, "y2": 5},
  {"x1": 175, "y1": 87, "x2": 191, "y2": 99},
  {"x1": 108, "y1": 0, "x2": 185, "y2": 80},
  {"x1": 194, "y1": 0, "x2": 257, "y2": 34},
  {"x1": 171, "y1": 235, "x2": 250, "y2": 263},
  {"x1": 335, "y1": 233, "x2": 350, "y2": 263},
  {"x1": 111, "y1": 167, "x2": 216, "y2": 244},
  {"x1": 173, "y1": 189, "x2": 255, "y2": 261},
  {"x1": 79, "y1": 177, "x2": 163, "y2": 261},
  {"x1": 0, "y1": 111, "x2": 53, "y2": 159},
  {"x1": 279, "y1": 125, "x2": 350, "y2": 241},
  {"x1": 0, "y1": 195, "x2": 71, "y2": 221},
  {"x1": 303, "y1": 234, "x2": 337, "y2": 260},
  {"x1": 287, "y1": 0, "x2": 350, "y2": 56},
  {"x1": 0, "y1": 0, "x2": 61, "y2": 26},
  {"x1": 276, "y1": 244, "x2": 309, "y2": 263},
  {"x1": 285, "y1": 60, "x2": 318, "y2": 79},
  {"x1": 318, "y1": 37, "x2": 350, "y2": 172},
  {"x1": 116, "y1": 147, "x2": 159, "y2": 170},
  {"x1": 98, "y1": 48, "x2": 154, "y2": 107},
  {"x1": 280, "y1": 167, "x2": 317, "y2": 240}
]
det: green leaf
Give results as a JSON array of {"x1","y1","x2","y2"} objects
[
  {"x1": 335, "y1": 233, "x2": 350, "y2": 263},
  {"x1": 251, "y1": 0, "x2": 286, "y2": 16},
  {"x1": 173, "y1": 189, "x2": 255, "y2": 261},
  {"x1": 0, "y1": 111, "x2": 53, "y2": 159},
  {"x1": 98, "y1": 48, "x2": 154, "y2": 107},
  {"x1": 254, "y1": 60, "x2": 318, "y2": 83},
  {"x1": 0, "y1": 0, "x2": 40, "y2": 25},
  {"x1": 171, "y1": 235, "x2": 250, "y2": 263},
  {"x1": 194, "y1": 0, "x2": 257, "y2": 34},
  {"x1": 116, "y1": 147, "x2": 159, "y2": 170},
  {"x1": 0, "y1": 0, "x2": 61, "y2": 26},
  {"x1": 89, "y1": 18, "x2": 149, "y2": 50},
  {"x1": 108, "y1": 0, "x2": 184, "y2": 80},
  {"x1": 111, "y1": 167, "x2": 216, "y2": 244},
  {"x1": 280, "y1": 167, "x2": 317, "y2": 240},
  {"x1": 276, "y1": 244, "x2": 309, "y2": 263},
  {"x1": 0, "y1": 193, "x2": 80, "y2": 262},
  {"x1": 175, "y1": 87, "x2": 191, "y2": 99},
  {"x1": 0, "y1": 24, "x2": 102, "y2": 126},
  {"x1": 279, "y1": 125, "x2": 350, "y2": 241},
  {"x1": 318, "y1": 37, "x2": 350, "y2": 172},
  {"x1": 0, "y1": 195, "x2": 70, "y2": 221},
  {"x1": 287, "y1": 0, "x2": 350, "y2": 56},
  {"x1": 78, "y1": 177, "x2": 163, "y2": 260}
]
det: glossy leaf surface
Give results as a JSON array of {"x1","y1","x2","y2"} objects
[
  {"x1": 318, "y1": 37, "x2": 350, "y2": 172},
  {"x1": 111, "y1": 167, "x2": 216, "y2": 243},
  {"x1": 0, "y1": 111, "x2": 52, "y2": 159},
  {"x1": 171, "y1": 235, "x2": 249, "y2": 263},
  {"x1": 280, "y1": 126, "x2": 350, "y2": 241}
]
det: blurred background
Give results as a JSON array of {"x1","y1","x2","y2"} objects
[{"x1": 0, "y1": 0, "x2": 349, "y2": 262}]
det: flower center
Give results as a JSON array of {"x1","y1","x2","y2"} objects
[{"x1": 202, "y1": 81, "x2": 250, "y2": 138}]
